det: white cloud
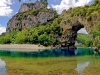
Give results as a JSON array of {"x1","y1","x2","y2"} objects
[
  {"x1": 78, "y1": 28, "x2": 88, "y2": 34},
  {"x1": 0, "y1": 25, "x2": 6, "y2": 35},
  {"x1": 52, "y1": 0, "x2": 93, "y2": 14},
  {"x1": 0, "y1": 0, "x2": 13, "y2": 16}
]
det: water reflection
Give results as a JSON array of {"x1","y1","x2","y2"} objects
[
  {"x1": 0, "y1": 56, "x2": 92, "y2": 75},
  {"x1": 1, "y1": 55, "x2": 100, "y2": 75},
  {"x1": 0, "y1": 47, "x2": 94, "y2": 57},
  {"x1": 75, "y1": 48, "x2": 94, "y2": 56},
  {"x1": 75, "y1": 61, "x2": 90, "y2": 74},
  {"x1": 4, "y1": 57, "x2": 78, "y2": 75},
  {"x1": 0, "y1": 47, "x2": 96, "y2": 75},
  {"x1": 0, "y1": 59, "x2": 7, "y2": 75}
]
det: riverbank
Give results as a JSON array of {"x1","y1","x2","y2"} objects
[{"x1": 0, "y1": 44, "x2": 51, "y2": 52}]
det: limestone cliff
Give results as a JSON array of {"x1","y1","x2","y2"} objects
[
  {"x1": 19, "y1": 1, "x2": 43, "y2": 12},
  {"x1": 6, "y1": 1, "x2": 55, "y2": 33}
]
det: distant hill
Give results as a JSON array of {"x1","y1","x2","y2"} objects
[{"x1": 76, "y1": 33, "x2": 92, "y2": 47}]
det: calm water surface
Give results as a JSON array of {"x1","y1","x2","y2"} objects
[
  {"x1": 75, "y1": 61, "x2": 90, "y2": 74},
  {"x1": 0, "y1": 48, "x2": 99, "y2": 75},
  {"x1": 0, "y1": 59, "x2": 7, "y2": 75}
]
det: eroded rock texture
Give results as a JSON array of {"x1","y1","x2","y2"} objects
[
  {"x1": 19, "y1": 1, "x2": 44, "y2": 12},
  {"x1": 59, "y1": 4, "x2": 100, "y2": 49},
  {"x1": 6, "y1": 1, "x2": 54, "y2": 33},
  {"x1": 59, "y1": 16, "x2": 84, "y2": 48}
]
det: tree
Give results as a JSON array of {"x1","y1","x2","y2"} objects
[
  {"x1": 40, "y1": 0, "x2": 48, "y2": 7},
  {"x1": 0, "y1": 34, "x2": 11, "y2": 44},
  {"x1": 98, "y1": 22, "x2": 100, "y2": 31},
  {"x1": 38, "y1": 33, "x2": 50, "y2": 46}
]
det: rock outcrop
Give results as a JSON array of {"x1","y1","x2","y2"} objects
[
  {"x1": 6, "y1": 1, "x2": 55, "y2": 33},
  {"x1": 59, "y1": 14, "x2": 84, "y2": 48},
  {"x1": 19, "y1": 1, "x2": 44, "y2": 12},
  {"x1": 59, "y1": 0, "x2": 100, "y2": 49}
]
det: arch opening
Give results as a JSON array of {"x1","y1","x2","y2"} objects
[
  {"x1": 75, "y1": 27, "x2": 91, "y2": 47},
  {"x1": 78, "y1": 28, "x2": 88, "y2": 34}
]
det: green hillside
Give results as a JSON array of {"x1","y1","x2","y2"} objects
[
  {"x1": 0, "y1": 14, "x2": 62, "y2": 46},
  {"x1": 76, "y1": 33, "x2": 92, "y2": 47}
]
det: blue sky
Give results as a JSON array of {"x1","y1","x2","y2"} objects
[{"x1": 0, "y1": 0, "x2": 94, "y2": 34}]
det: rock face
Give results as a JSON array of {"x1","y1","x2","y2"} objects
[
  {"x1": 19, "y1": 1, "x2": 44, "y2": 12},
  {"x1": 59, "y1": 15, "x2": 84, "y2": 48},
  {"x1": 6, "y1": 1, "x2": 54, "y2": 33}
]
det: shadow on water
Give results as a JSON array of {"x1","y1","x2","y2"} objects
[{"x1": 0, "y1": 47, "x2": 94, "y2": 57}]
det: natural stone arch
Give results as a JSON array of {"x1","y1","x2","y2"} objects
[
  {"x1": 59, "y1": 17, "x2": 84, "y2": 48},
  {"x1": 59, "y1": 9, "x2": 100, "y2": 50}
]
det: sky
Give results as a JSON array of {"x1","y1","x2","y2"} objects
[{"x1": 0, "y1": 0, "x2": 94, "y2": 34}]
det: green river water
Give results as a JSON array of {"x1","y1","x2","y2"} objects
[{"x1": 0, "y1": 48, "x2": 100, "y2": 75}]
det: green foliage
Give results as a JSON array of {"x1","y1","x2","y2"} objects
[
  {"x1": 90, "y1": 22, "x2": 100, "y2": 47},
  {"x1": 16, "y1": 9, "x2": 40, "y2": 20},
  {"x1": 70, "y1": 7, "x2": 87, "y2": 17},
  {"x1": 0, "y1": 34, "x2": 11, "y2": 44},
  {"x1": 40, "y1": 0, "x2": 48, "y2": 7},
  {"x1": 38, "y1": 33, "x2": 50, "y2": 46},
  {"x1": 77, "y1": 33, "x2": 93, "y2": 47},
  {"x1": 98, "y1": 22, "x2": 100, "y2": 31},
  {"x1": 69, "y1": 0, "x2": 100, "y2": 20},
  {"x1": 90, "y1": 22, "x2": 100, "y2": 38},
  {"x1": 91, "y1": 30, "x2": 100, "y2": 37},
  {"x1": 10, "y1": 33, "x2": 16, "y2": 44},
  {"x1": 0, "y1": 13, "x2": 62, "y2": 46},
  {"x1": 14, "y1": 31, "x2": 28, "y2": 44},
  {"x1": 97, "y1": 44, "x2": 100, "y2": 48},
  {"x1": 0, "y1": 0, "x2": 60, "y2": 46}
]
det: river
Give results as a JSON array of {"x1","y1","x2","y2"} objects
[{"x1": 0, "y1": 47, "x2": 99, "y2": 75}]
